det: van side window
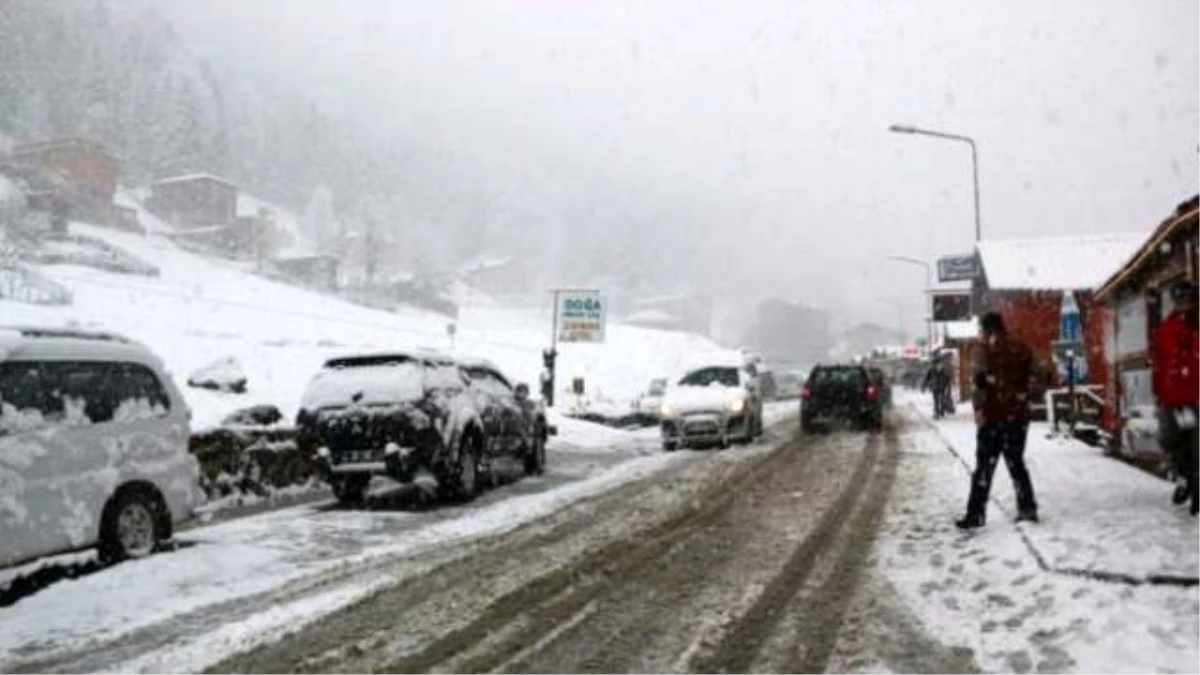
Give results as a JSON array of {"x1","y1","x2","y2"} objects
[
  {"x1": 0, "y1": 361, "x2": 59, "y2": 432},
  {"x1": 0, "y1": 361, "x2": 172, "y2": 431},
  {"x1": 113, "y1": 363, "x2": 172, "y2": 419}
]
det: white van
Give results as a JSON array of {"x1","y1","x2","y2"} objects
[{"x1": 0, "y1": 327, "x2": 200, "y2": 568}]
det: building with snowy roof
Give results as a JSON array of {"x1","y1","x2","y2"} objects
[
  {"x1": 939, "y1": 231, "x2": 1149, "y2": 425},
  {"x1": 146, "y1": 173, "x2": 237, "y2": 229}
]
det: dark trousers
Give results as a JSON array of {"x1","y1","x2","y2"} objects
[
  {"x1": 1156, "y1": 403, "x2": 1195, "y2": 478},
  {"x1": 966, "y1": 420, "x2": 1037, "y2": 519}
]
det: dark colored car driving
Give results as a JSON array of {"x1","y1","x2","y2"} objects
[{"x1": 800, "y1": 364, "x2": 884, "y2": 433}]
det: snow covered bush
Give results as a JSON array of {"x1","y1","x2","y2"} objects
[{"x1": 187, "y1": 356, "x2": 248, "y2": 394}]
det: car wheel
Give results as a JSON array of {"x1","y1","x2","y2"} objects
[
  {"x1": 99, "y1": 487, "x2": 167, "y2": 564},
  {"x1": 440, "y1": 433, "x2": 482, "y2": 503},
  {"x1": 331, "y1": 475, "x2": 369, "y2": 505},
  {"x1": 524, "y1": 434, "x2": 547, "y2": 476}
]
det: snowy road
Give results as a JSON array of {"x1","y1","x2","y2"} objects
[
  {"x1": 8, "y1": 402, "x2": 1189, "y2": 674},
  {"x1": 0, "y1": 405, "x2": 796, "y2": 673},
  {"x1": 208, "y1": 406, "x2": 911, "y2": 674}
]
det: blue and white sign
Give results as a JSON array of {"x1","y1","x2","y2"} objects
[
  {"x1": 557, "y1": 291, "x2": 606, "y2": 343},
  {"x1": 1052, "y1": 291, "x2": 1088, "y2": 384}
]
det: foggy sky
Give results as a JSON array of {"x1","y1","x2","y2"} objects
[{"x1": 124, "y1": 0, "x2": 1198, "y2": 338}]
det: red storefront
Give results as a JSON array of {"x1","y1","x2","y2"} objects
[{"x1": 961, "y1": 233, "x2": 1148, "y2": 425}]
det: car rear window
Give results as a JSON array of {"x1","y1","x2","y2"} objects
[
  {"x1": 301, "y1": 358, "x2": 426, "y2": 409},
  {"x1": 810, "y1": 368, "x2": 867, "y2": 386}
]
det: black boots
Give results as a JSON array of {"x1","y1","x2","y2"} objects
[
  {"x1": 1173, "y1": 483, "x2": 1189, "y2": 505},
  {"x1": 955, "y1": 514, "x2": 986, "y2": 530},
  {"x1": 1015, "y1": 510, "x2": 1039, "y2": 524}
]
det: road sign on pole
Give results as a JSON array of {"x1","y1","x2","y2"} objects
[
  {"x1": 936, "y1": 254, "x2": 980, "y2": 283},
  {"x1": 554, "y1": 289, "x2": 606, "y2": 343}
]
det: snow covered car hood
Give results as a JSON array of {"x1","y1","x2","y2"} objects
[{"x1": 661, "y1": 385, "x2": 745, "y2": 416}]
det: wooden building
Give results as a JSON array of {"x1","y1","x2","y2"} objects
[{"x1": 1094, "y1": 195, "x2": 1199, "y2": 457}]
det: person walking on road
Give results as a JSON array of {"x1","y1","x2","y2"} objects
[
  {"x1": 1153, "y1": 280, "x2": 1199, "y2": 516},
  {"x1": 957, "y1": 312, "x2": 1044, "y2": 529},
  {"x1": 922, "y1": 353, "x2": 954, "y2": 419}
]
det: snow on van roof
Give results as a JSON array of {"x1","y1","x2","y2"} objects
[{"x1": 976, "y1": 233, "x2": 1147, "y2": 291}]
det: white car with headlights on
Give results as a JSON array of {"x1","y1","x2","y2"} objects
[{"x1": 659, "y1": 363, "x2": 763, "y2": 450}]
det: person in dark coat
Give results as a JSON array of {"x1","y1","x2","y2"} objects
[
  {"x1": 957, "y1": 312, "x2": 1045, "y2": 529},
  {"x1": 922, "y1": 354, "x2": 953, "y2": 418}
]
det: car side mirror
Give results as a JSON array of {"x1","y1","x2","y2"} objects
[{"x1": 515, "y1": 383, "x2": 530, "y2": 401}]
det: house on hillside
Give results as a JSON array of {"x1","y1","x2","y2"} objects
[
  {"x1": 7, "y1": 138, "x2": 127, "y2": 230},
  {"x1": 148, "y1": 173, "x2": 244, "y2": 254},
  {"x1": 1094, "y1": 195, "x2": 1199, "y2": 459},
  {"x1": 147, "y1": 174, "x2": 237, "y2": 229},
  {"x1": 275, "y1": 254, "x2": 340, "y2": 292},
  {"x1": 955, "y1": 232, "x2": 1147, "y2": 424}
]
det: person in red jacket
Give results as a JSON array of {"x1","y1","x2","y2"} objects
[{"x1": 1153, "y1": 280, "x2": 1199, "y2": 515}]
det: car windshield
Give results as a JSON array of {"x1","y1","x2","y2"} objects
[{"x1": 678, "y1": 367, "x2": 739, "y2": 388}]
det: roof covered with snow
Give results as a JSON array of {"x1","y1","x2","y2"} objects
[
  {"x1": 152, "y1": 173, "x2": 235, "y2": 187},
  {"x1": 977, "y1": 233, "x2": 1147, "y2": 291}
]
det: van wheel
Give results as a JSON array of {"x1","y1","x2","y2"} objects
[
  {"x1": 440, "y1": 433, "x2": 482, "y2": 503},
  {"x1": 99, "y1": 487, "x2": 167, "y2": 564}
]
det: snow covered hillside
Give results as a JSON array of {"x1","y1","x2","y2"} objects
[{"x1": 0, "y1": 221, "x2": 730, "y2": 431}]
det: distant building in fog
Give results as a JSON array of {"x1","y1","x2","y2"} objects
[{"x1": 740, "y1": 299, "x2": 830, "y2": 367}]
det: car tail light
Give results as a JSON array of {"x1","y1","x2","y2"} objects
[
  {"x1": 867, "y1": 385, "x2": 878, "y2": 400},
  {"x1": 800, "y1": 386, "x2": 810, "y2": 399}
]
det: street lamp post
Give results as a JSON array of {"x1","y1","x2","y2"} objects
[
  {"x1": 888, "y1": 124, "x2": 982, "y2": 242},
  {"x1": 886, "y1": 255, "x2": 933, "y2": 351}
]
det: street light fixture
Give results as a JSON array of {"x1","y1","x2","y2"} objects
[{"x1": 888, "y1": 124, "x2": 982, "y2": 242}]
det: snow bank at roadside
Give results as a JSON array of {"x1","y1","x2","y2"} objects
[
  {"x1": 0, "y1": 449, "x2": 689, "y2": 671},
  {"x1": 0, "y1": 221, "x2": 727, "y2": 431}
]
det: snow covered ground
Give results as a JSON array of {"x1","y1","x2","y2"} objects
[
  {"x1": 864, "y1": 393, "x2": 1199, "y2": 673},
  {"x1": 0, "y1": 403, "x2": 796, "y2": 673},
  {"x1": 0, "y1": 219, "x2": 731, "y2": 431}
]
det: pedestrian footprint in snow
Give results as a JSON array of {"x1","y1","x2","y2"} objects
[{"x1": 957, "y1": 312, "x2": 1047, "y2": 530}]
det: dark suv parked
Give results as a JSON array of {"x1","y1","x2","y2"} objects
[
  {"x1": 296, "y1": 351, "x2": 549, "y2": 505},
  {"x1": 800, "y1": 364, "x2": 884, "y2": 433}
]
